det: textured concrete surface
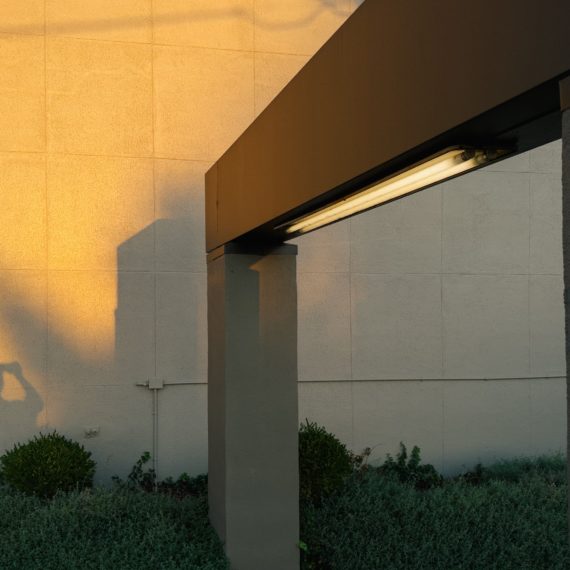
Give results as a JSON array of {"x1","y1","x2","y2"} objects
[
  {"x1": 46, "y1": 0, "x2": 152, "y2": 43},
  {"x1": 153, "y1": 45, "x2": 254, "y2": 161},
  {"x1": 0, "y1": 1, "x2": 44, "y2": 35},
  {"x1": 0, "y1": 153, "x2": 46, "y2": 269},
  {"x1": 254, "y1": 0, "x2": 352, "y2": 55},
  {"x1": 0, "y1": 34, "x2": 45, "y2": 152},
  {"x1": 47, "y1": 38, "x2": 153, "y2": 156}
]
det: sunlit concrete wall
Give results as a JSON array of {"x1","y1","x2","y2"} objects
[{"x1": 0, "y1": 0, "x2": 565, "y2": 481}]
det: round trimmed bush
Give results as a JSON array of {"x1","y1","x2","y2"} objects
[
  {"x1": 0, "y1": 431, "x2": 96, "y2": 498},
  {"x1": 299, "y1": 420, "x2": 353, "y2": 505}
]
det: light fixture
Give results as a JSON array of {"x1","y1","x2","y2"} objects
[{"x1": 281, "y1": 148, "x2": 507, "y2": 235}]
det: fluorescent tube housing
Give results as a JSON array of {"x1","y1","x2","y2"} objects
[{"x1": 282, "y1": 148, "x2": 506, "y2": 236}]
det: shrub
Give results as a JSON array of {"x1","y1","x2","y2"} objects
[
  {"x1": 0, "y1": 431, "x2": 96, "y2": 499},
  {"x1": 0, "y1": 486, "x2": 228, "y2": 570},
  {"x1": 113, "y1": 452, "x2": 208, "y2": 499},
  {"x1": 457, "y1": 454, "x2": 567, "y2": 487},
  {"x1": 112, "y1": 451, "x2": 156, "y2": 492},
  {"x1": 378, "y1": 442, "x2": 443, "y2": 490},
  {"x1": 301, "y1": 469, "x2": 570, "y2": 570},
  {"x1": 299, "y1": 420, "x2": 353, "y2": 506},
  {"x1": 158, "y1": 472, "x2": 209, "y2": 499}
]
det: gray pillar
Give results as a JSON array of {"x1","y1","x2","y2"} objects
[
  {"x1": 561, "y1": 76, "x2": 570, "y2": 543},
  {"x1": 207, "y1": 243, "x2": 299, "y2": 569}
]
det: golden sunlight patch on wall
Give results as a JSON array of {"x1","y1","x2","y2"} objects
[
  {"x1": 48, "y1": 271, "x2": 117, "y2": 364},
  {"x1": 0, "y1": 153, "x2": 46, "y2": 271},
  {"x1": 0, "y1": 263, "x2": 118, "y2": 370},
  {"x1": 1, "y1": 368, "x2": 26, "y2": 401},
  {"x1": 47, "y1": 155, "x2": 154, "y2": 271}
]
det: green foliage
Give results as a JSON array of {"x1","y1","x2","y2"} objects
[
  {"x1": 0, "y1": 486, "x2": 228, "y2": 570},
  {"x1": 0, "y1": 443, "x2": 567, "y2": 570},
  {"x1": 112, "y1": 451, "x2": 156, "y2": 491},
  {"x1": 299, "y1": 420, "x2": 354, "y2": 506},
  {"x1": 457, "y1": 454, "x2": 567, "y2": 487},
  {"x1": 113, "y1": 452, "x2": 208, "y2": 499},
  {"x1": 0, "y1": 432, "x2": 96, "y2": 499},
  {"x1": 301, "y1": 466, "x2": 570, "y2": 570},
  {"x1": 158, "y1": 472, "x2": 209, "y2": 499},
  {"x1": 378, "y1": 442, "x2": 443, "y2": 490}
]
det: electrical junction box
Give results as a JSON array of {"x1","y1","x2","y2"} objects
[{"x1": 148, "y1": 378, "x2": 164, "y2": 390}]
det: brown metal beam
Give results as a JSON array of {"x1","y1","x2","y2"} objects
[{"x1": 206, "y1": 0, "x2": 570, "y2": 251}]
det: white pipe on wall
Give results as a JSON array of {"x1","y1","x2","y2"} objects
[{"x1": 136, "y1": 379, "x2": 199, "y2": 483}]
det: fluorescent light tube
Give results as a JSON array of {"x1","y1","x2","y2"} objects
[{"x1": 283, "y1": 148, "x2": 494, "y2": 235}]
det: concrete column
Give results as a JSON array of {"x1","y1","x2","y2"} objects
[
  {"x1": 560, "y1": 76, "x2": 570, "y2": 543},
  {"x1": 207, "y1": 243, "x2": 299, "y2": 569}
]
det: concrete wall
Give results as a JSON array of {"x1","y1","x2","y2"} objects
[
  {"x1": 295, "y1": 144, "x2": 566, "y2": 474},
  {"x1": 0, "y1": 0, "x2": 565, "y2": 481}
]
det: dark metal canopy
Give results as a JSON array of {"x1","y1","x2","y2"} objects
[{"x1": 206, "y1": 0, "x2": 570, "y2": 252}]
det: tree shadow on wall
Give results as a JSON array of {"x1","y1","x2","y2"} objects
[
  {"x1": 0, "y1": 299, "x2": 109, "y2": 440},
  {"x1": 114, "y1": 216, "x2": 208, "y2": 479},
  {"x1": 0, "y1": 362, "x2": 43, "y2": 449},
  {"x1": 2, "y1": 1, "x2": 352, "y2": 36},
  {"x1": 0, "y1": 217, "x2": 205, "y2": 478},
  {"x1": 116, "y1": 217, "x2": 207, "y2": 388}
]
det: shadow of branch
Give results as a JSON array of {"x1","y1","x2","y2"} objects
[{"x1": 4, "y1": 2, "x2": 351, "y2": 36}]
